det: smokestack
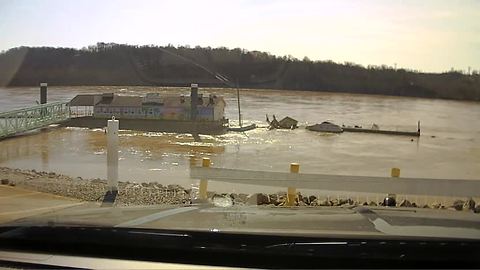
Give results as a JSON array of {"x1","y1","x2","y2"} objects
[
  {"x1": 190, "y1": 83, "x2": 198, "y2": 121},
  {"x1": 40, "y1": 83, "x2": 47, "y2": 104}
]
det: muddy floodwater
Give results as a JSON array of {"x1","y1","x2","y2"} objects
[{"x1": 1, "y1": 86, "x2": 479, "y2": 195}]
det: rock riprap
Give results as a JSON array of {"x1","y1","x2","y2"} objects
[{"x1": 0, "y1": 167, "x2": 477, "y2": 212}]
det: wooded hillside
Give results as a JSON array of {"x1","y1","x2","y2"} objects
[{"x1": 1, "y1": 43, "x2": 479, "y2": 101}]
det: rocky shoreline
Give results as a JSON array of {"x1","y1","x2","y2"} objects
[{"x1": 1, "y1": 167, "x2": 479, "y2": 212}]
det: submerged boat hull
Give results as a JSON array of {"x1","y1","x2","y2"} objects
[
  {"x1": 227, "y1": 124, "x2": 257, "y2": 132},
  {"x1": 306, "y1": 122, "x2": 343, "y2": 133}
]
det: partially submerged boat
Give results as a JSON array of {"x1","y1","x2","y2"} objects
[
  {"x1": 227, "y1": 123, "x2": 257, "y2": 132},
  {"x1": 266, "y1": 115, "x2": 298, "y2": 130},
  {"x1": 306, "y1": 121, "x2": 343, "y2": 133}
]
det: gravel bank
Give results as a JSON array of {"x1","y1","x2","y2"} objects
[
  {"x1": 0, "y1": 167, "x2": 190, "y2": 206},
  {"x1": 1, "y1": 167, "x2": 478, "y2": 212}
]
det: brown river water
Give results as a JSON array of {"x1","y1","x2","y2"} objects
[{"x1": 1, "y1": 86, "x2": 479, "y2": 196}]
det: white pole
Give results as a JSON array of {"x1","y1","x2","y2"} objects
[{"x1": 107, "y1": 117, "x2": 119, "y2": 192}]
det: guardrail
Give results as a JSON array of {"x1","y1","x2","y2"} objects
[{"x1": 190, "y1": 159, "x2": 480, "y2": 202}]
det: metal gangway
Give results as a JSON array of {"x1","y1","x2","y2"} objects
[{"x1": 0, "y1": 102, "x2": 70, "y2": 139}]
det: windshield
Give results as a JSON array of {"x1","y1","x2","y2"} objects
[{"x1": 0, "y1": 0, "x2": 479, "y2": 245}]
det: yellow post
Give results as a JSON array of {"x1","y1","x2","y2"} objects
[
  {"x1": 188, "y1": 155, "x2": 197, "y2": 168},
  {"x1": 389, "y1": 168, "x2": 400, "y2": 200},
  {"x1": 391, "y1": 168, "x2": 400, "y2": 178},
  {"x1": 287, "y1": 163, "x2": 300, "y2": 206},
  {"x1": 199, "y1": 158, "x2": 210, "y2": 200}
]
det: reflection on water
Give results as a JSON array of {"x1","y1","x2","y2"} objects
[
  {"x1": 40, "y1": 131, "x2": 49, "y2": 171},
  {"x1": 0, "y1": 86, "x2": 479, "y2": 193},
  {"x1": 0, "y1": 127, "x2": 226, "y2": 188},
  {"x1": 87, "y1": 130, "x2": 226, "y2": 158}
]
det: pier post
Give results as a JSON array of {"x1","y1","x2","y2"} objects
[
  {"x1": 199, "y1": 158, "x2": 210, "y2": 200},
  {"x1": 107, "y1": 117, "x2": 119, "y2": 192},
  {"x1": 286, "y1": 163, "x2": 299, "y2": 206},
  {"x1": 40, "y1": 83, "x2": 47, "y2": 104},
  {"x1": 189, "y1": 155, "x2": 197, "y2": 167},
  {"x1": 190, "y1": 83, "x2": 198, "y2": 121},
  {"x1": 40, "y1": 83, "x2": 47, "y2": 117}
]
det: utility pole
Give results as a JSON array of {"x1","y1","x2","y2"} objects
[{"x1": 236, "y1": 78, "x2": 242, "y2": 127}]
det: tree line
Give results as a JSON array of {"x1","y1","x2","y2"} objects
[{"x1": 0, "y1": 42, "x2": 479, "y2": 101}]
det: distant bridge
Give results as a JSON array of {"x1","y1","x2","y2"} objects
[{"x1": 0, "y1": 102, "x2": 70, "y2": 139}]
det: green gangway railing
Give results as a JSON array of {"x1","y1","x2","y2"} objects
[{"x1": 0, "y1": 102, "x2": 70, "y2": 139}]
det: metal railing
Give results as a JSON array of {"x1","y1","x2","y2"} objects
[{"x1": 0, "y1": 102, "x2": 70, "y2": 139}]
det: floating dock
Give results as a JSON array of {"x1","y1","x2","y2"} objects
[
  {"x1": 342, "y1": 121, "x2": 421, "y2": 137},
  {"x1": 342, "y1": 127, "x2": 420, "y2": 136}
]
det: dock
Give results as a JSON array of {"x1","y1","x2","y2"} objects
[
  {"x1": 342, "y1": 121, "x2": 421, "y2": 137},
  {"x1": 342, "y1": 127, "x2": 420, "y2": 136}
]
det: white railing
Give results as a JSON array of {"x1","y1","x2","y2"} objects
[{"x1": 190, "y1": 162, "x2": 479, "y2": 198}]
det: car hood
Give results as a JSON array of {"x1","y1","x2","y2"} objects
[{"x1": 3, "y1": 203, "x2": 480, "y2": 240}]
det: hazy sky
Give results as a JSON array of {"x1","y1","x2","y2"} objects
[{"x1": 0, "y1": 0, "x2": 479, "y2": 72}]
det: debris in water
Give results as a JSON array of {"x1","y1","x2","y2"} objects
[{"x1": 266, "y1": 114, "x2": 298, "y2": 130}]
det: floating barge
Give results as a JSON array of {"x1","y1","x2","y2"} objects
[
  {"x1": 65, "y1": 84, "x2": 228, "y2": 135},
  {"x1": 63, "y1": 117, "x2": 228, "y2": 135}
]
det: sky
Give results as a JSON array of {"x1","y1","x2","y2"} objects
[{"x1": 0, "y1": 0, "x2": 479, "y2": 73}]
